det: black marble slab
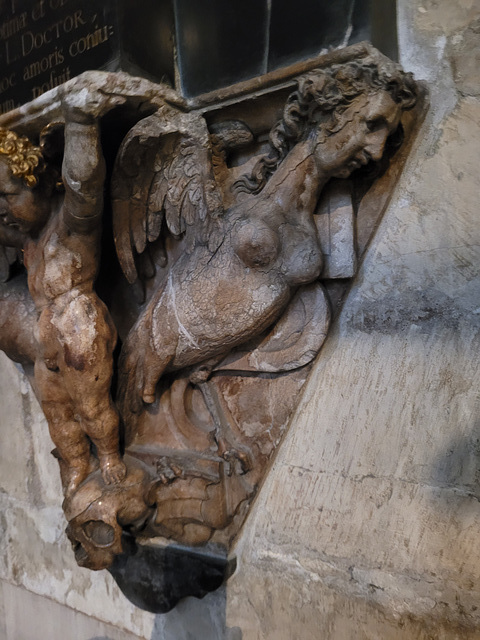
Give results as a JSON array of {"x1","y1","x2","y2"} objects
[
  {"x1": 173, "y1": 0, "x2": 397, "y2": 98},
  {"x1": 268, "y1": 0, "x2": 358, "y2": 71},
  {"x1": 173, "y1": 0, "x2": 269, "y2": 98},
  {"x1": 0, "y1": 0, "x2": 174, "y2": 113},
  {"x1": 108, "y1": 538, "x2": 234, "y2": 613}
]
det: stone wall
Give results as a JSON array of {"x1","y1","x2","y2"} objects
[{"x1": 0, "y1": 0, "x2": 479, "y2": 638}]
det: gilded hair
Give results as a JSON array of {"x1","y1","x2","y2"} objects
[{"x1": 0, "y1": 128, "x2": 44, "y2": 188}]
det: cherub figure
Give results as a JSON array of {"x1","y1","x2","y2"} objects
[{"x1": 0, "y1": 89, "x2": 126, "y2": 496}]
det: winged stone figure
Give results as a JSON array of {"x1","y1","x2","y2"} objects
[
  {"x1": 0, "y1": 51, "x2": 420, "y2": 574},
  {"x1": 112, "y1": 57, "x2": 417, "y2": 437}
]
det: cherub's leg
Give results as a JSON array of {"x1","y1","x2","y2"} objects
[
  {"x1": 58, "y1": 294, "x2": 126, "y2": 486},
  {"x1": 35, "y1": 360, "x2": 91, "y2": 496},
  {"x1": 76, "y1": 394, "x2": 126, "y2": 485},
  {"x1": 42, "y1": 400, "x2": 92, "y2": 496}
]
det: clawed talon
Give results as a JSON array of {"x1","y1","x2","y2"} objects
[
  {"x1": 217, "y1": 437, "x2": 253, "y2": 475},
  {"x1": 189, "y1": 366, "x2": 212, "y2": 385},
  {"x1": 143, "y1": 392, "x2": 156, "y2": 404},
  {"x1": 156, "y1": 457, "x2": 183, "y2": 484}
]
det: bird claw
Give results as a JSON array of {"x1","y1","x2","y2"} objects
[
  {"x1": 156, "y1": 457, "x2": 183, "y2": 484},
  {"x1": 189, "y1": 365, "x2": 213, "y2": 385},
  {"x1": 218, "y1": 440, "x2": 253, "y2": 476}
]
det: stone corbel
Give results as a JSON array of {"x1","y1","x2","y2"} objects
[{"x1": 0, "y1": 43, "x2": 426, "y2": 611}]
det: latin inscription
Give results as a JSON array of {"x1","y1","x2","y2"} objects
[{"x1": 0, "y1": 0, "x2": 117, "y2": 111}]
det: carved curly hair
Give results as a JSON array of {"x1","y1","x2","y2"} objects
[
  {"x1": 234, "y1": 59, "x2": 418, "y2": 195},
  {"x1": 0, "y1": 128, "x2": 44, "y2": 188}
]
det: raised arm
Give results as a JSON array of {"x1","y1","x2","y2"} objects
[
  {"x1": 61, "y1": 111, "x2": 106, "y2": 235},
  {"x1": 59, "y1": 75, "x2": 128, "y2": 235}
]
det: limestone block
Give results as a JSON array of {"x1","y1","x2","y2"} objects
[
  {"x1": 227, "y1": 560, "x2": 480, "y2": 640},
  {"x1": 414, "y1": 0, "x2": 480, "y2": 36},
  {"x1": 0, "y1": 581, "x2": 5, "y2": 640},
  {"x1": 0, "y1": 353, "x2": 62, "y2": 506},
  {"x1": 1, "y1": 580, "x2": 144, "y2": 640},
  {"x1": 225, "y1": 39, "x2": 480, "y2": 639},
  {"x1": 0, "y1": 356, "x2": 30, "y2": 501},
  {"x1": 0, "y1": 499, "x2": 154, "y2": 637},
  {"x1": 449, "y1": 18, "x2": 480, "y2": 96}
]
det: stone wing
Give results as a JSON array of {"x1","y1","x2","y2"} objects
[{"x1": 112, "y1": 107, "x2": 224, "y2": 283}]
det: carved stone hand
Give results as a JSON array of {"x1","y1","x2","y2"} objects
[{"x1": 59, "y1": 72, "x2": 128, "y2": 124}]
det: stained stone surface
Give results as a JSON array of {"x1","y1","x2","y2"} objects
[
  {"x1": 0, "y1": 0, "x2": 479, "y2": 638},
  {"x1": 1, "y1": 580, "x2": 143, "y2": 640},
  {"x1": 224, "y1": 0, "x2": 480, "y2": 637},
  {"x1": 0, "y1": 581, "x2": 5, "y2": 640}
]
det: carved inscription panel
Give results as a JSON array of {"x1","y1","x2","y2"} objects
[{"x1": 0, "y1": 0, "x2": 120, "y2": 112}]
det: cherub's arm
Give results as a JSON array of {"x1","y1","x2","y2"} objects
[
  {"x1": 61, "y1": 113, "x2": 106, "y2": 235},
  {"x1": 59, "y1": 76, "x2": 132, "y2": 235}
]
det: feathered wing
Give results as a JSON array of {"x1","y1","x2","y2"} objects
[{"x1": 111, "y1": 105, "x2": 225, "y2": 284}]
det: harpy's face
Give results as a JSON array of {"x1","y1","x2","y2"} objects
[{"x1": 314, "y1": 91, "x2": 402, "y2": 179}]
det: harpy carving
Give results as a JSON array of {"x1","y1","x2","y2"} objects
[{"x1": 0, "y1": 46, "x2": 420, "y2": 578}]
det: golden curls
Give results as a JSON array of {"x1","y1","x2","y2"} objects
[{"x1": 0, "y1": 128, "x2": 44, "y2": 188}]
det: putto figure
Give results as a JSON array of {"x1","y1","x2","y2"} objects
[{"x1": 0, "y1": 90, "x2": 126, "y2": 497}]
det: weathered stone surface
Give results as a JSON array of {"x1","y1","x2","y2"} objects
[
  {"x1": 1, "y1": 579, "x2": 144, "y2": 640},
  {"x1": 0, "y1": 0, "x2": 478, "y2": 636},
  {"x1": 0, "y1": 581, "x2": 5, "y2": 640},
  {"x1": 414, "y1": 0, "x2": 479, "y2": 36},
  {"x1": 448, "y1": 17, "x2": 480, "y2": 97},
  {"x1": 223, "y1": 0, "x2": 480, "y2": 634},
  {"x1": 0, "y1": 354, "x2": 61, "y2": 506},
  {"x1": 226, "y1": 561, "x2": 480, "y2": 640}
]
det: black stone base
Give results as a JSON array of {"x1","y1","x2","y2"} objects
[{"x1": 108, "y1": 537, "x2": 235, "y2": 613}]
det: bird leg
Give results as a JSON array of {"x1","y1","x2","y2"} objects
[{"x1": 194, "y1": 375, "x2": 253, "y2": 476}]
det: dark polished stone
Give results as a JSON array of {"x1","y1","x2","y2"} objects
[
  {"x1": 173, "y1": 0, "x2": 269, "y2": 97},
  {"x1": 108, "y1": 538, "x2": 234, "y2": 613},
  {"x1": 268, "y1": 0, "x2": 357, "y2": 70},
  {"x1": 0, "y1": 0, "x2": 174, "y2": 113},
  {"x1": 173, "y1": 0, "x2": 397, "y2": 98},
  {"x1": 370, "y1": 0, "x2": 398, "y2": 61}
]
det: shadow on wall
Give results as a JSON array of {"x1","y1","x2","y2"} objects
[
  {"x1": 87, "y1": 587, "x2": 242, "y2": 640},
  {"x1": 149, "y1": 587, "x2": 242, "y2": 640}
]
